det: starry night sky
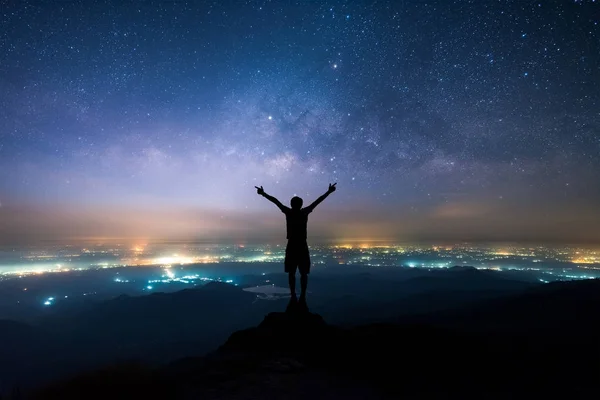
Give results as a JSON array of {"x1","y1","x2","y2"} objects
[{"x1": 1, "y1": 0, "x2": 599, "y2": 245}]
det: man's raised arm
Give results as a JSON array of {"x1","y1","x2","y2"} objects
[
  {"x1": 305, "y1": 183, "x2": 337, "y2": 213},
  {"x1": 255, "y1": 186, "x2": 288, "y2": 212}
]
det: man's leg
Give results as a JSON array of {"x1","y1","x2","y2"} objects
[
  {"x1": 288, "y1": 271, "x2": 297, "y2": 299},
  {"x1": 286, "y1": 270, "x2": 298, "y2": 313},
  {"x1": 285, "y1": 241, "x2": 297, "y2": 301},
  {"x1": 299, "y1": 273, "x2": 308, "y2": 299},
  {"x1": 299, "y1": 241, "x2": 310, "y2": 302}
]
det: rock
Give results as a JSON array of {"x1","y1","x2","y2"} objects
[{"x1": 218, "y1": 311, "x2": 334, "y2": 360}]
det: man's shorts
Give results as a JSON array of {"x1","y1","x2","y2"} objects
[{"x1": 284, "y1": 240, "x2": 311, "y2": 275}]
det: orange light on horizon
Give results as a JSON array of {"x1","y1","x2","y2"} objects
[
  {"x1": 132, "y1": 244, "x2": 146, "y2": 253},
  {"x1": 572, "y1": 258, "x2": 597, "y2": 264}
]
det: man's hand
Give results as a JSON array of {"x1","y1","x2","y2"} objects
[
  {"x1": 255, "y1": 185, "x2": 265, "y2": 196},
  {"x1": 328, "y1": 182, "x2": 337, "y2": 193}
]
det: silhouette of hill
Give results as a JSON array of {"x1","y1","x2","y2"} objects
[
  {"x1": 0, "y1": 269, "x2": 555, "y2": 394},
  {"x1": 310, "y1": 266, "x2": 537, "y2": 324},
  {"x1": 29, "y1": 279, "x2": 600, "y2": 399},
  {"x1": 0, "y1": 282, "x2": 284, "y2": 391},
  {"x1": 0, "y1": 319, "x2": 47, "y2": 342},
  {"x1": 44, "y1": 281, "x2": 271, "y2": 367},
  {"x1": 0, "y1": 320, "x2": 67, "y2": 391},
  {"x1": 414, "y1": 278, "x2": 600, "y2": 336}
]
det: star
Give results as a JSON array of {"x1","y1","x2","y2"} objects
[{"x1": 0, "y1": 0, "x2": 597, "y2": 243}]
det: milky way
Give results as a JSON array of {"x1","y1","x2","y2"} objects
[{"x1": 1, "y1": 0, "x2": 599, "y2": 244}]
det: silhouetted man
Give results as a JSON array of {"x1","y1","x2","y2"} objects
[{"x1": 255, "y1": 183, "x2": 337, "y2": 311}]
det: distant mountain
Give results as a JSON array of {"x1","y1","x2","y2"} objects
[
  {"x1": 7, "y1": 273, "x2": 597, "y2": 398},
  {"x1": 0, "y1": 319, "x2": 47, "y2": 343},
  {"x1": 32, "y1": 281, "x2": 600, "y2": 400},
  {"x1": 0, "y1": 282, "x2": 282, "y2": 392},
  {"x1": 310, "y1": 266, "x2": 538, "y2": 324},
  {"x1": 0, "y1": 320, "x2": 65, "y2": 390},
  {"x1": 41, "y1": 281, "x2": 282, "y2": 364},
  {"x1": 415, "y1": 278, "x2": 600, "y2": 336}
]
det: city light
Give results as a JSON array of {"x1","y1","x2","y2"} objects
[
  {"x1": 164, "y1": 268, "x2": 175, "y2": 279},
  {"x1": 2, "y1": 243, "x2": 599, "y2": 288}
]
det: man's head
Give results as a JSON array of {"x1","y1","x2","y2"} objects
[{"x1": 290, "y1": 196, "x2": 303, "y2": 210}]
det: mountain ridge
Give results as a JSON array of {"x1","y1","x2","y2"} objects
[{"x1": 29, "y1": 278, "x2": 600, "y2": 399}]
